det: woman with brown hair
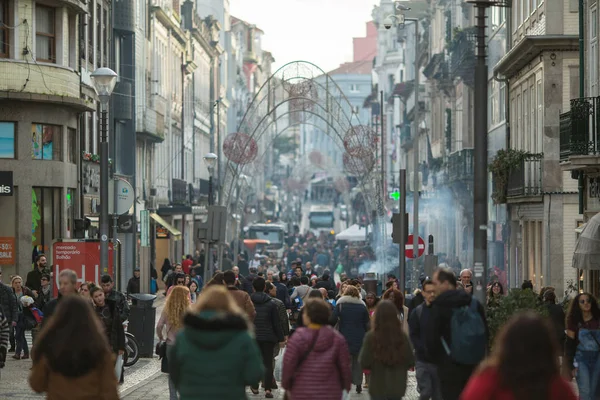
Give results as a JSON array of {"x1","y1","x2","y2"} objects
[
  {"x1": 168, "y1": 285, "x2": 264, "y2": 399},
  {"x1": 461, "y1": 312, "x2": 576, "y2": 400},
  {"x1": 359, "y1": 300, "x2": 415, "y2": 400},
  {"x1": 382, "y1": 288, "x2": 409, "y2": 334},
  {"x1": 564, "y1": 292, "x2": 600, "y2": 399},
  {"x1": 157, "y1": 285, "x2": 190, "y2": 399},
  {"x1": 29, "y1": 295, "x2": 119, "y2": 399}
]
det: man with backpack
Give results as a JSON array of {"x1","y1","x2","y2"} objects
[{"x1": 425, "y1": 267, "x2": 488, "y2": 400}]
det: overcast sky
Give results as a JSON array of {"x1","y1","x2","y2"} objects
[{"x1": 229, "y1": 0, "x2": 376, "y2": 73}]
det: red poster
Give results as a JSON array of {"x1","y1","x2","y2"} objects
[{"x1": 51, "y1": 240, "x2": 115, "y2": 297}]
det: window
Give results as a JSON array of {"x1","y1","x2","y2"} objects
[
  {"x1": 66, "y1": 128, "x2": 77, "y2": 163},
  {"x1": 66, "y1": 188, "x2": 76, "y2": 238},
  {"x1": 32, "y1": 124, "x2": 62, "y2": 160},
  {"x1": 102, "y1": 8, "x2": 107, "y2": 63},
  {"x1": 32, "y1": 187, "x2": 62, "y2": 255},
  {"x1": 96, "y1": 4, "x2": 101, "y2": 65},
  {"x1": 35, "y1": 5, "x2": 56, "y2": 62},
  {"x1": 349, "y1": 84, "x2": 359, "y2": 92},
  {"x1": 0, "y1": 0, "x2": 9, "y2": 57},
  {"x1": 0, "y1": 122, "x2": 15, "y2": 158},
  {"x1": 499, "y1": 83, "x2": 506, "y2": 122},
  {"x1": 87, "y1": 112, "x2": 94, "y2": 154},
  {"x1": 536, "y1": 80, "x2": 543, "y2": 153},
  {"x1": 87, "y1": 1, "x2": 93, "y2": 63},
  {"x1": 591, "y1": 7, "x2": 598, "y2": 96}
]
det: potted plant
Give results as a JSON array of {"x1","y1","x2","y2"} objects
[{"x1": 489, "y1": 149, "x2": 543, "y2": 204}]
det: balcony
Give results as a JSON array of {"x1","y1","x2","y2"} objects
[
  {"x1": 560, "y1": 97, "x2": 600, "y2": 169},
  {"x1": 448, "y1": 27, "x2": 476, "y2": 88},
  {"x1": 0, "y1": 60, "x2": 91, "y2": 111},
  {"x1": 447, "y1": 148, "x2": 474, "y2": 182},
  {"x1": 506, "y1": 157, "x2": 542, "y2": 199}
]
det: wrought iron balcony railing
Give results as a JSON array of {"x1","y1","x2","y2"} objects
[
  {"x1": 448, "y1": 27, "x2": 476, "y2": 87},
  {"x1": 507, "y1": 157, "x2": 542, "y2": 198},
  {"x1": 447, "y1": 148, "x2": 474, "y2": 182},
  {"x1": 560, "y1": 97, "x2": 600, "y2": 162}
]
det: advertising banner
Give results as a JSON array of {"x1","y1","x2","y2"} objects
[
  {"x1": 0, "y1": 237, "x2": 15, "y2": 264},
  {"x1": 51, "y1": 240, "x2": 116, "y2": 297}
]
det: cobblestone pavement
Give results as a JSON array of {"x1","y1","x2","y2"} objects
[{"x1": 121, "y1": 371, "x2": 420, "y2": 399}]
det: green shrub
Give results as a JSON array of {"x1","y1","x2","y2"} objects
[{"x1": 486, "y1": 289, "x2": 548, "y2": 347}]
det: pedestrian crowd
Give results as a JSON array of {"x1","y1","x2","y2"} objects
[{"x1": 0, "y1": 238, "x2": 598, "y2": 400}]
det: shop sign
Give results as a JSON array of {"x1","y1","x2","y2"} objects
[
  {"x1": 587, "y1": 177, "x2": 600, "y2": 212},
  {"x1": 0, "y1": 171, "x2": 13, "y2": 196},
  {"x1": 156, "y1": 226, "x2": 170, "y2": 239},
  {"x1": 0, "y1": 237, "x2": 15, "y2": 264},
  {"x1": 51, "y1": 240, "x2": 115, "y2": 297}
]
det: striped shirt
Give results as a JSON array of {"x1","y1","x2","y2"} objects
[{"x1": 0, "y1": 311, "x2": 8, "y2": 349}]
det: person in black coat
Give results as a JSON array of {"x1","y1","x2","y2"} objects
[
  {"x1": 243, "y1": 267, "x2": 258, "y2": 295},
  {"x1": 333, "y1": 285, "x2": 369, "y2": 394},
  {"x1": 90, "y1": 286, "x2": 126, "y2": 383},
  {"x1": 273, "y1": 273, "x2": 291, "y2": 309},
  {"x1": 543, "y1": 290, "x2": 565, "y2": 352},
  {"x1": 315, "y1": 273, "x2": 337, "y2": 294},
  {"x1": 249, "y1": 277, "x2": 284, "y2": 398},
  {"x1": 425, "y1": 268, "x2": 488, "y2": 400}
]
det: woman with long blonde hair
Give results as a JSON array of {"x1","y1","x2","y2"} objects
[
  {"x1": 157, "y1": 285, "x2": 190, "y2": 400},
  {"x1": 168, "y1": 285, "x2": 264, "y2": 400}
]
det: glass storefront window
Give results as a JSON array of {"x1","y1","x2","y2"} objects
[
  {"x1": 32, "y1": 187, "x2": 62, "y2": 257},
  {"x1": 32, "y1": 124, "x2": 62, "y2": 160},
  {"x1": 0, "y1": 122, "x2": 15, "y2": 159}
]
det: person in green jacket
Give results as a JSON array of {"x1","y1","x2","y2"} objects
[
  {"x1": 168, "y1": 285, "x2": 265, "y2": 400},
  {"x1": 359, "y1": 300, "x2": 415, "y2": 400}
]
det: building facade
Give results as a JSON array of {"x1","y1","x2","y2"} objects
[
  {"x1": 0, "y1": 0, "x2": 94, "y2": 277},
  {"x1": 560, "y1": 0, "x2": 600, "y2": 295},
  {"x1": 495, "y1": 0, "x2": 580, "y2": 293}
]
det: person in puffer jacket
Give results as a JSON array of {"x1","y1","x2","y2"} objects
[
  {"x1": 0, "y1": 309, "x2": 8, "y2": 373},
  {"x1": 282, "y1": 298, "x2": 352, "y2": 400}
]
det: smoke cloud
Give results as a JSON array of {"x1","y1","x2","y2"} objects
[{"x1": 357, "y1": 187, "x2": 470, "y2": 286}]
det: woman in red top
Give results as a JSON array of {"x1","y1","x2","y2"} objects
[{"x1": 461, "y1": 312, "x2": 577, "y2": 400}]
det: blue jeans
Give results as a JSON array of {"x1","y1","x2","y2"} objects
[
  {"x1": 14, "y1": 318, "x2": 28, "y2": 356},
  {"x1": 576, "y1": 350, "x2": 600, "y2": 400}
]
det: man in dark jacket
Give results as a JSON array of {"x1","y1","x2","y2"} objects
[
  {"x1": 315, "y1": 273, "x2": 336, "y2": 294},
  {"x1": 273, "y1": 273, "x2": 291, "y2": 309},
  {"x1": 250, "y1": 277, "x2": 284, "y2": 397},
  {"x1": 409, "y1": 279, "x2": 442, "y2": 400},
  {"x1": 126, "y1": 268, "x2": 141, "y2": 294},
  {"x1": 25, "y1": 254, "x2": 50, "y2": 294},
  {"x1": 100, "y1": 274, "x2": 130, "y2": 323},
  {"x1": 425, "y1": 268, "x2": 488, "y2": 400},
  {"x1": 243, "y1": 267, "x2": 258, "y2": 295}
]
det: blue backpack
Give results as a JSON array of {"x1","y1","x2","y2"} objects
[{"x1": 441, "y1": 298, "x2": 486, "y2": 365}]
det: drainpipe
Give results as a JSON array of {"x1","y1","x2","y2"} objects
[{"x1": 578, "y1": 0, "x2": 585, "y2": 215}]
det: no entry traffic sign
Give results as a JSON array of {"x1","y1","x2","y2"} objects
[{"x1": 405, "y1": 235, "x2": 425, "y2": 259}]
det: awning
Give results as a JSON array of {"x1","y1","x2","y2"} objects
[
  {"x1": 573, "y1": 214, "x2": 600, "y2": 270},
  {"x1": 150, "y1": 213, "x2": 182, "y2": 240},
  {"x1": 575, "y1": 223, "x2": 587, "y2": 234}
]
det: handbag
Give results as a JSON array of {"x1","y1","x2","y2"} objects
[{"x1": 155, "y1": 341, "x2": 167, "y2": 358}]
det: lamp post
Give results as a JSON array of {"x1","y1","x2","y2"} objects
[
  {"x1": 203, "y1": 152, "x2": 218, "y2": 283},
  {"x1": 235, "y1": 173, "x2": 250, "y2": 257},
  {"x1": 91, "y1": 68, "x2": 118, "y2": 274},
  {"x1": 203, "y1": 153, "x2": 218, "y2": 205}
]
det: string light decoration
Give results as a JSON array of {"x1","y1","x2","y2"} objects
[
  {"x1": 222, "y1": 132, "x2": 258, "y2": 164},
  {"x1": 343, "y1": 148, "x2": 375, "y2": 176},
  {"x1": 344, "y1": 125, "x2": 377, "y2": 156}
]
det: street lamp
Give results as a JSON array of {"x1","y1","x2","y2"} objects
[
  {"x1": 91, "y1": 67, "x2": 118, "y2": 273},
  {"x1": 203, "y1": 153, "x2": 218, "y2": 205}
]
